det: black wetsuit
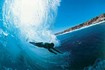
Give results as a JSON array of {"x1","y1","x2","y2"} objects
[{"x1": 29, "y1": 42, "x2": 62, "y2": 54}]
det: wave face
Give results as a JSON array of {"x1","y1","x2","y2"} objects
[
  {"x1": 2, "y1": 0, "x2": 60, "y2": 45},
  {"x1": 0, "y1": 0, "x2": 67, "y2": 70}
]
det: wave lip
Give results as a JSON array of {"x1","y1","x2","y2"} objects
[{"x1": 2, "y1": 0, "x2": 61, "y2": 45}]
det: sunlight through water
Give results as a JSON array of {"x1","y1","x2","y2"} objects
[{"x1": 2, "y1": 0, "x2": 61, "y2": 46}]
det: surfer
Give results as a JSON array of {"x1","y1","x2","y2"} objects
[{"x1": 29, "y1": 42, "x2": 62, "y2": 54}]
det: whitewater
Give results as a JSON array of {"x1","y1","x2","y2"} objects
[
  {"x1": 2, "y1": 0, "x2": 60, "y2": 45},
  {"x1": 0, "y1": 0, "x2": 71, "y2": 70}
]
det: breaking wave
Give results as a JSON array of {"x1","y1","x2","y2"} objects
[
  {"x1": 2, "y1": 0, "x2": 60, "y2": 46},
  {"x1": 0, "y1": 0, "x2": 64, "y2": 69}
]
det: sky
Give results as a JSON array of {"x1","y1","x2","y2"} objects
[{"x1": 53, "y1": 0, "x2": 105, "y2": 33}]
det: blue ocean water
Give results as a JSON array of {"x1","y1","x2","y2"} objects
[
  {"x1": 0, "y1": 21, "x2": 105, "y2": 70},
  {"x1": 0, "y1": 0, "x2": 105, "y2": 70},
  {"x1": 57, "y1": 22, "x2": 105, "y2": 70}
]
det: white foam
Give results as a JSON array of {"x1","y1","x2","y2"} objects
[{"x1": 3, "y1": 0, "x2": 61, "y2": 46}]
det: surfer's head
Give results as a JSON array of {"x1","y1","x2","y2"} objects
[{"x1": 50, "y1": 43, "x2": 54, "y2": 47}]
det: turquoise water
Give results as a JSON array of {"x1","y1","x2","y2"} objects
[
  {"x1": 0, "y1": 0, "x2": 105, "y2": 70},
  {"x1": 0, "y1": 22, "x2": 105, "y2": 70},
  {"x1": 0, "y1": 17, "x2": 105, "y2": 70}
]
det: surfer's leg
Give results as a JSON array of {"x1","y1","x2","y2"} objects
[
  {"x1": 48, "y1": 49, "x2": 57, "y2": 54},
  {"x1": 52, "y1": 48, "x2": 62, "y2": 54}
]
